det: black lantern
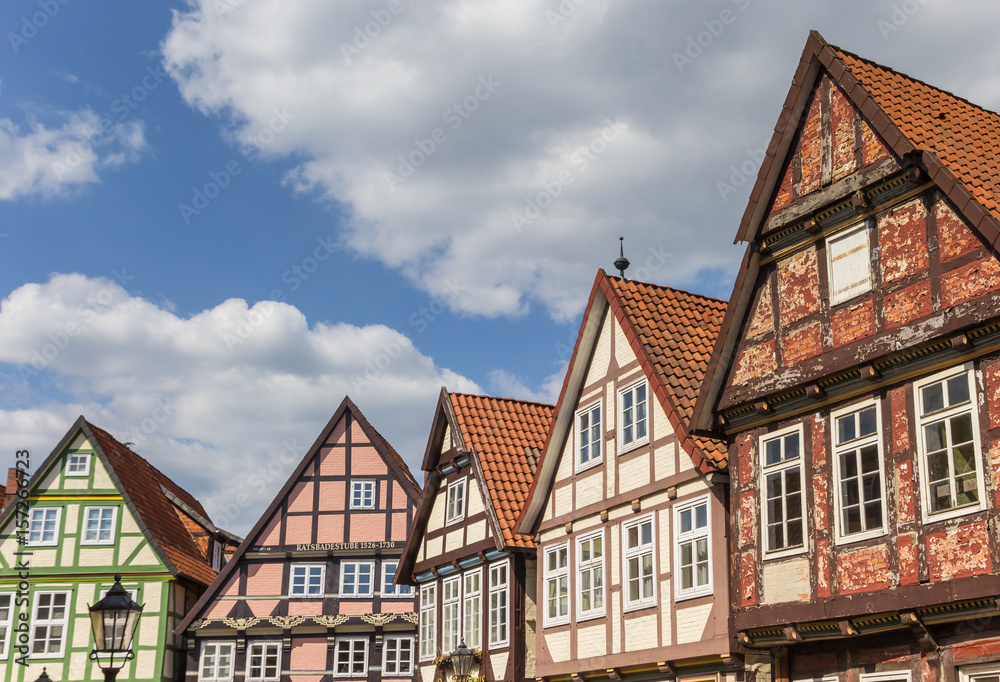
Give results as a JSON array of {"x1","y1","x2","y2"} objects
[
  {"x1": 88, "y1": 574, "x2": 144, "y2": 682},
  {"x1": 451, "y1": 638, "x2": 475, "y2": 682}
]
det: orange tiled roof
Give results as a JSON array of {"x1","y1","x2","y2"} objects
[
  {"x1": 607, "y1": 277, "x2": 728, "y2": 466},
  {"x1": 88, "y1": 422, "x2": 220, "y2": 586},
  {"x1": 449, "y1": 393, "x2": 553, "y2": 548}
]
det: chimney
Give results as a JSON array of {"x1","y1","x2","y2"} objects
[{"x1": 2, "y1": 467, "x2": 22, "y2": 512}]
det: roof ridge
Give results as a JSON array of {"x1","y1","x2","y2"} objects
[
  {"x1": 450, "y1": 391, "x2": 555, "y2": 410},
  {"x1": 606, "y1": 274, "x2": 729, "y2": 306}
]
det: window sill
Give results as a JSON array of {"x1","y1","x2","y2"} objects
[
  {"x1": 834, "y1": 528, "x2": 887, "y2": 547},
  {"x1": 339, "y1": 594, "x2": 375, "y2": 599},
  {"x1": 761, "y1": 545, "x2": 807, "y2": 561},
  {"x1": 675, "y1": 587, "x2": 713, "y2": 603},
  {"x1": 445, "y1": 516, "x2": 465, "y2": 527},
  {"x1": 617, "y1": 439, "x2": 649, "y2": 457},
  {"x1": 574, "y1": 458, "x2": 603, "y2": 475},
  {"x1": 577, "y1": 610, "x2": 605, "y2": 623},
  {"x1": 622, "y1": 600, "x2": 656, "y2": 613},
  {"x1": 543, "y1": 618, "x2": 570, "y2": 629},
  {"x1": 81, "y1": 540, "x2": 116, "y2": 546},
  {"x1": 922, "y1": 502, "x2": 985, "y2": 525}
]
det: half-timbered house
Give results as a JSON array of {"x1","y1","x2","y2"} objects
[
  {"x1": 693, "y1": 31, "x2": 1000, "y2": 682},
  {"x1": 176, "y1": 396, "x2": 421, "y2": 682}
]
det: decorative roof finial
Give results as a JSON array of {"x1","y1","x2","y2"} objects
[{"x1": 614, "y1": 236, "x2": 630, "y2": 281}]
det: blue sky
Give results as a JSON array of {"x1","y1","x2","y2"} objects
[{"x1": 3, "y1": 0, "x2": 1000, "y2": 533}]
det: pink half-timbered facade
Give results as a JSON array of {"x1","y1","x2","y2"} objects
[{"x1": 176, "y1": 397, "x2": 421, "y2": 682}]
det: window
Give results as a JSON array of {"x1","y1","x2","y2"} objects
[
  {"x1": 65, "y1": 452, "x2": 91, "y2": 476},
  {"x1": 82, "y1": 506, "x2": 117, "y2": 545},
  {"x1": 384, "y1": 637, "x2": 414, "y2": 676},
  {"x1": 0, "y1": 593, "x2": 13, "y2": 659},
  {"x1": 334, "y1": 638, "x2": 368, "y2": 677},
  {"x1": 916, "y1": 367, "x2": 984, "y2": 520},
  {"x1": 442, "y1": 577, "x2": 460, "y2": 652},
  {"x1": 199, "y1": 641, "x2": 235, "y2": 682},
  {"x1": 246, "y1": 642, "x2": 280, "y2": 681},
  {"x1": 463, "y1": 569, "x2": 482, "y2": 648},
  {"x1": 30, "y1": 592, "x2": 69, "y2": 657},
  {"x1": 446, "y1": 479, "x2": 466, "y2": 524},
  {"x1": 212, "y1": 543, "x2": 222, "y2": 571},
  {"x1": 622, "y1": 515, "x2": 656, "y2": 609},
  {"x1": 544, "y1": 543, "x2": 569, "y2": 626},
  {"x1": 350, "y1": 480, "x2": 376, "y2": 510},
  {"x1": 828, "y1": 223, "x2": 872, "y2": 305},
  {"x1": 960, "y1": 663, "x2": 1000, "y2": 682},
  {"x1": 675, "y1": 496, "x2": 711, "y2": 600},
  {"x1": 619, "y1": 381, "x2": 649, "y2": 451},
  {"x1": 761, "y1": 426, "x2": 805, "y2": 556},
  {"x1": 833, "y1": 401, "x2": 886, "y2": 542},
  {"x1": 290, "y1": 564, "x2": 325, "y2": 597},
  {"x1": 28, "y1": 508, "x2": 60, "y2": 546},
  {"x1": 382, "y1": 561, "x2": 414, "y2": 596},
  {"x1": 488, "y1": 562, "x2": 509, "y2": 647},
  {"x1": 859, "y1": 673, "x2": 911, "y2": 682},
  {"x1": 340, "y1": 561, "x2": 374, "y2": 597},
  {"x1": 576, "y1": 402, "x2": 602, "y2": 471},
  {"x1": 576, "y1": 531, "x2": 604, "y2": 619},
  {"x1": 419, "y1": 583, "x2": 437, "y2": 661}
]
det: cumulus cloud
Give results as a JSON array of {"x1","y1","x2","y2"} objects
[
  {"x1": 0, "y1": 274, "x2": 479, "y2": 533},
  {"x1": 0, "y1": 110, "x2": 148, "y2": 200}
]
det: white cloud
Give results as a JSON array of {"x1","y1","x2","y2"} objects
[
  {"x1": 0, "y1": 274, "x2": 479, "y2": 533},
  {"x1": 0, "y1": 110, "x2": 148, "y2": 200},
  {"x1": 487, "y1": 365, "x2": 564, "y2": 406}
]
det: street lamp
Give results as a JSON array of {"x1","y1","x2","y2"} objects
[
  {"x1": 450, "y1": 638, "x2": 475, "y2": 682},
  {"x1": 88, "y1": 573, "x2": 144, "y2": 682}
]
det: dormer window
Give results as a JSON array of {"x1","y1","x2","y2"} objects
[{"x1": 827, "y1": 223, "x2": 872, "y2": 305}]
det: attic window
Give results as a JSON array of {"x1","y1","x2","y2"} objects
[
  {"x1": 66, "y1": 452, "x2": 91, "y2": 477},
  {"x1": 827, "y1": 224, "x2": 872, "y2": 305}
]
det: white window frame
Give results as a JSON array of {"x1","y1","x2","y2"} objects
[
  {"x1": 575, "y1": 400, "x2": 603, "y2": 473},
  {"x1": 960, "y1": 662, "x2": 1000, "y2": 682},
  {"x1": 65, "y1": 452, "x2": 91, "y2": 477},
  {"x1": 29, "y1": 591, "x2": 71, "y2": 658},
  {"x1": 445, "y1": 478, "x2": 467, "y2": 525},
  {"x1": 419, "y1": 583, "x2": 437, "y2": 661},
  {"x1": 212, "y1": 542, "x2": 222, "y2": 571},
  {"x1": 827, "y1": 222, "x2": 873, "y2": 306},
  {"x1": 198, "y1": 641, "x2": 236, "y2": 682},
  {"x1": 245, "y1": 641, "x2": 281, "y2": 682},
  {"x1": 442, "y1": 576, "x2": 461, "y2": 653},
  {"x1": 674, "y1": 494, "x2": 713, "y2": 601},
  {"x1": 621, "y1": 514, "x2": 657, "y2": 611},
  {"x1": 618, "y1": 379, "x2": 650, "y2": 453},
  {"x1": 289, "y1": 563, "x2": 326, "y2": 598},
  {"x1": 333, "y1": 637, "x2": 368, "y2": 678},
  {"x1": 340, "y1": 561, "x2": 374, "y2": 597},
  {"x1": 915, "y1": 364, "x2": 986, "y2": 522},
  {"x1": 859, "y1": 672, "x2": 911, "y2": 682},
  {"x1": 760, "y1": 424, "x2": 807, "y2": 559},
  {"x1": 384, "y1": 636, "x2": 415, "y2": 676},
  {"x1": 488, "y1": 561, "x2": 510, "y2": 648},
  {"x1": 28, "y1": 507, "x2": 61, "y2": 546},
  {"x1": 349, "y1": 480, "x2": 376, "y2": 510},
  {"x1": 794, "y1": 678, "x2": 838, "y2": 682},
  {"x1": 544, "y1": 542, "x2": 570, "y2": 627},
  {"x1": 81, "y1": 506, "x2": 117, "y2": 545},
  {"x1": 382, "y1": 560, "x2": 414, "y2": 597},
  {"x1": 0, "y1": 592, "x2": 13, "y2": 659},
  {"x1": 463, "y1": 568, "x2": 482, "y2": 649},
  {"x1": 832, "y1": 399, "x2": 887, "y2": 545},
  {"x1": 576, "y1": 529, "x2": 605, "y2": 621}
]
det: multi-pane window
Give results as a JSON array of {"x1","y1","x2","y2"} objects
[
  {"x1": 382, "y1": 561, "x2": 414, "y2": 596},
  {"x1": 544, "y1": 543, "x2": 569, "y2": 626},
  {"x1": 82, "y1": 506, "x2": 116, "y2": 545},
  {"x1": 446, "y1": 479, "x2": 466, "y2": 524},
  {"x1": 442, "y1": 577, "x2": 460, "y2": 652},
  {"x1": 340, "y1": 561, "x2": 374, "y2": 597},
  {"x1": 834, "y1": 402, "x2": 885, "y2": 541},
  {"x1": 675, "y1": 496, "x2": 711, "y2": 599},
  {"x1": 576, "y1": 402, "x2": 602, "y2": 471},
  {"x1": 858, "y1": 672, "x2": 911, "y2": 682},
  {"x1": 577, "y1": 531, "x2": 604, "y2": 619},
  {"x1": 623, "y1": 516, "x2": 655, "y2": 609},
  {"x1": 827, "y1": 223, "x2": 872, "y2": 305},
  {"x1": 28, "y1": 508, "x2": 60, "y2": 546},
  {"x1": 463, "y1": 570, "x2": 482, "y2": 648},
  {"x1": 290, "y1": 564, "x2": 325, "y2": 597},
  {"x1": 761, "y1": 427, "x2": 805, "y2": 555},
  {"x1": 334, "y1": 638, "x2": 368, "y2": 677},
  {"x1": 0, "y1": 593, "x2": 13, "y2": 658},
  {"x1": 199, "y1": 642, "x2": 235, "y2": 682},
  {"x1": 489, "y1": 562, "x2": 509, "y2": 647},
  {"x1": 960, "y1": 663, "x2": 1000, "y2": 682},
  {"x1": 917, "y1": 368, "x2": 983, "y2": 517},
  {"x1": 350, "y1": 480, "x2": 376, "y2": 510},
  {"x1": 246, "y1": 642, "x2": 280, "y2": 681},
  {"x1": 384, "y1": 637, "x2": 414, "y2": 675},
  {"x1": 619, "y1": 381, "x2": 648, "y2": 450},
  {"x1": 31, "y1": 592, "x2": 69, "y2": 656},
  {"x1": 66, "y1": 452, "x2": 91, "y2": 476},
  {"x1": 419, "y1": 583, "x2": 437, "y2": 661}
]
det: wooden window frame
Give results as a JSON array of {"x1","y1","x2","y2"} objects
[
  {"x1": 419, "y1": 582, "x2": 437, "y2": 661},
  {"x1": 488, "y1": 560, "x2": 510, "y2": 648},
  {"x1": 445, "y1": 478, "x2": 467, "y2": 526},
  {"x1": 81, "y1": 505, "x2": 118, "y2": 545},
  {"x1": 760, "y1": 424, "x2": 807, "y2": 559},
  {"x1": 832, "y1": 399, "x2": 888, "y2": 545}
]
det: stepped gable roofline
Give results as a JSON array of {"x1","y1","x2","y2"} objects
[
  {"x1": 518, "y1": 269, "x2": 727, "y2": 535},
  {"x1": 175, "y1": 395, "x2": 421, "y2": 634}
]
